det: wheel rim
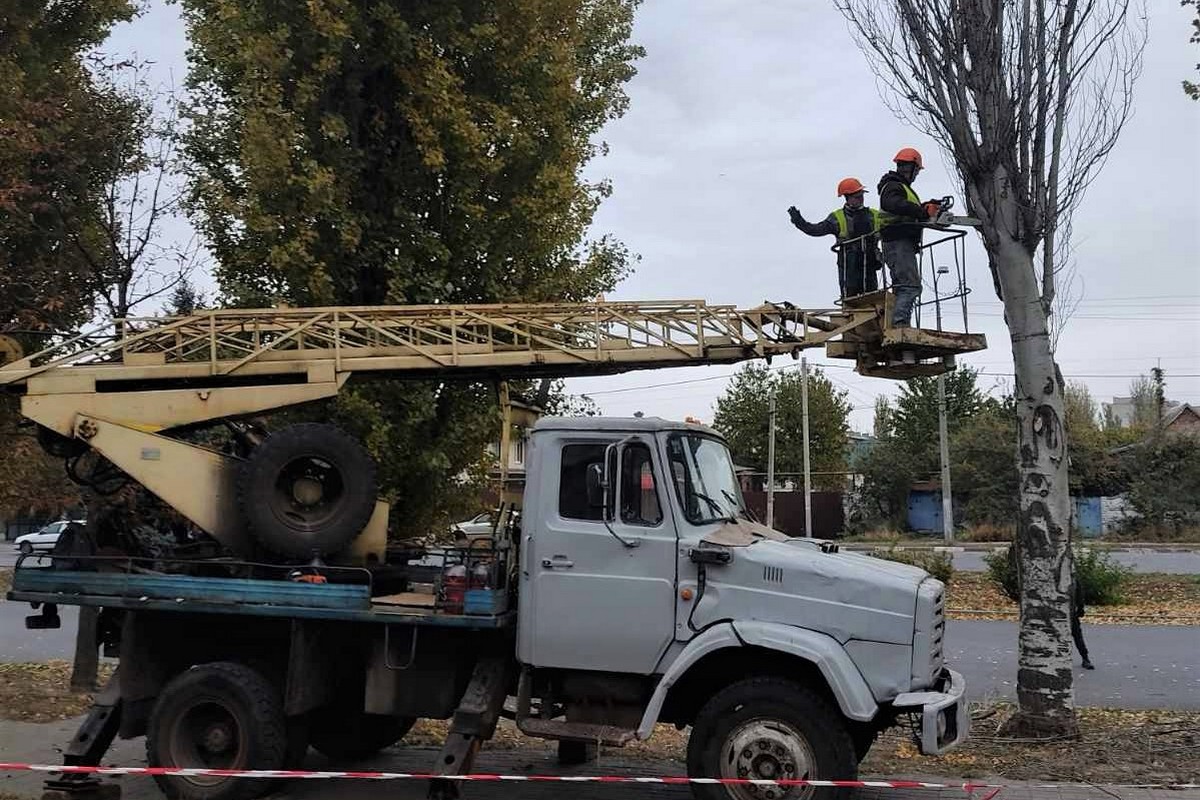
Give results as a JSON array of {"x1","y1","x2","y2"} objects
[
  {"x1": 719, "y1": 719, "x2": 817, "y2": 800},
  {"x1": 270, "y1": 455, "x2": 345, "y2": 532},
  {"x1": 19, "y1": 542, "x2": 31, "y2": 554},
  {"x1": 165, "y1": 699, "x2": 247, "y2": 787}
]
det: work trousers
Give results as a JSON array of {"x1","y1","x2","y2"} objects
[
  {"x1": 883, "y1": 239, "x2": 921, "y2": 326},
  {"x1": 838, "y1": 253, "x2": 879, "y2": 298},
  {"x1": 1071, "y1": 609, "x2": 1090, "y2": 664}
]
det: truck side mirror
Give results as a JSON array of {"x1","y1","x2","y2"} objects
[{"x1": 586, "y1": 462, "x2": 605, "y2": 508}]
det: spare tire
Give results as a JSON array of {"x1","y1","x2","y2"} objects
[{"x1": 238, "y1": 423, "x2": 377, "y2": 558}]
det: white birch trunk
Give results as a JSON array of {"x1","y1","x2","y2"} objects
[{"x1": 970, "y1": 168, "x2": 1077, "y2": 736}]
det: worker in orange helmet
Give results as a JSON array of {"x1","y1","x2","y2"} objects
[
  {"x1": 878, "y1": 147, "x2": 941, "y2": 327},
  {"x1": 787, "y1": 177, "x2": 883, "y2": 299}
]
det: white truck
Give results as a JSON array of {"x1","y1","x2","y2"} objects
[{"x1": 3, "y1": 299, "x2": 978, "y2": 800}]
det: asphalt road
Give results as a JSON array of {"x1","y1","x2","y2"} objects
[
  {"x1": 0, "y1": 598, "x2": 79, "y2": 661},
  {"x1": 0, "y1": 550, "x2": 51, "y2": 568},
  {"x1": 948, "y1": 619, "x2": 1200, "y2": 709}
]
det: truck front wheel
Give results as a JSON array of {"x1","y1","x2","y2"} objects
[
  {"x1": 686, "y1": 677, "x2": 857, "y2": 800},
  {"x1": 146, "y1": 662, "x2": 287, "y2": 800}
]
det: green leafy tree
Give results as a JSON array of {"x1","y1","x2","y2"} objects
[
  {"x1": 891, "y1": 368, "x2": 986, "y2": 466},
  {"x1": 0, "y1": 1, "x2": 138, "y2": 516},
  {"x1": 0, "y1": 1, "x2": 138, "y2": 335},
  {"x1": 1126, "y1": 436, "x2": 1200, "y2": 533},
  {"x1": 853, "y1": 437, "x2": 917, "y2": 527},
  {"x1": 1064, "y1": 381, "x2": 1099, "y2": 433},
  {"x1": 950, "y1": 400, "x2": 1019, "y2": 524},
  {"x1": 177, "y1": 0, "x2": 643, "y2": 536},
  {"x1": 713, "y1": 363, "x2": 852, "y2": 490}
]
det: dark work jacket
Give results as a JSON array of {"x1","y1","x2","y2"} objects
[
  {"x1": 878, "y1": 170, "x2": 926, "y2": 244},
  {"x1": 794, "y1": 205, "x2": 882, "y2": 272}
]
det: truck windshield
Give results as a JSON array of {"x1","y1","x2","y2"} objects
[{"x1": 666, "y1": 434, "x2": 749, "y2": 525}]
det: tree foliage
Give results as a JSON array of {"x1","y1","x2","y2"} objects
[
  {"x1": 713, "y1": 363, "x2": 852, "y2": 490},
  {"x1": 177, "y1": 0, "x2": 644, "y2": 536},
  {"x1": 0, "y1": 1, "x2": 138, "y2": 335},
  {"x1": 0, "y1": 1, "x2": 141, "y2": 518}
]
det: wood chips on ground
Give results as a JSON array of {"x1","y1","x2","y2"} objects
[{"x1": 947, "y1": 572, "x2": 1200, "y2": 624}]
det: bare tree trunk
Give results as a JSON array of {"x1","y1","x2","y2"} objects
[{"x1": 972, "y1": 169, "x2": 1076, "y2": 736}]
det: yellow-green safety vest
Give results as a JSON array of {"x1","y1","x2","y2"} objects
[
  {"x1": 831, "y1": 207, "x2": 884, "y2": 241},
  {"x1": 877, "y1": 182, "x2": 921, "y2": 227}
]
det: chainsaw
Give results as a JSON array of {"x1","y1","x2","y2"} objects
[{"x1": 924, "y1": 195, "x2": 981, "y2": 228}]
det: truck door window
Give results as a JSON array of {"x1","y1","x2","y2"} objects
[
  {"x1": 619, "y1": 444, "x2": 662, "y2": 526},
  {"x1": 558, "y1": 443, "x2": 608, "y2": 521}
]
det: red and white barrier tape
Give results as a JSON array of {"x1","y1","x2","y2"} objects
[
  {"x1": 0, "y1": 763, "x2": 991, "y2": 790},
  {"x1": 2, "y1": 763, "x2": 1197, "y2": 793}
]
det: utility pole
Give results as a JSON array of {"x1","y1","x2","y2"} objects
[
  {"x1": 766, "y1": 391, "x2": 777, "y2": 529},
  {"x1": 802, "y1": 357, "x2": 812, "y2": 538},
  {"x1": 937, "y1": 373, "x2": 954, "y2": 544}
]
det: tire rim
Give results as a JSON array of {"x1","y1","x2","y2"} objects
[
  {"x1": 271, "y1": 455, "x2": 345, "y2": 532},
  {"x1": 719, "y1": 719, "x2": 817, "y2": 800},
  {"x1": 165, "y1": 699, "x2": 247, "y2": 787}
]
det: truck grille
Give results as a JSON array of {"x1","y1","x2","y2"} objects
[
  {"x1": 929, "y1": 589, "x2": 945, "y2": 681},
  {"x1": 913, "y1": 579, "x2": 946, "y2": 689}
]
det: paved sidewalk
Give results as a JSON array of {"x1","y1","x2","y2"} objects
[{"x1": 1, "y1": 717, "x2": 1196, "y2": 800}]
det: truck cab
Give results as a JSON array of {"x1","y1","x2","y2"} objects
[{"x1": 517, "y1": 416, "x2": 966, "y2": 790}]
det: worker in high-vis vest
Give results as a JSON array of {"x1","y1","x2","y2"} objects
[
  {"x1": 787, "y1": 177, "x2": 883, "y2": 299},
  {"x1": 878, "y1": 147, "x2": 942, "y2": 327}
]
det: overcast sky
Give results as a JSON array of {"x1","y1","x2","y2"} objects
[{"x1": 108, "y1": 1, "x2": 1200, "y2": 432}]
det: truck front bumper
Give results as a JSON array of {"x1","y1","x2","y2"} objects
[{"x1": 890, "y1": 667, "x2": 969, "y2": 755}]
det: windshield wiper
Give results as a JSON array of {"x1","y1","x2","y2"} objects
[
  {"x1": 721, "y1": 489, "x2": 755, "y2": 522},
  {"x1": 693, "y1": 490, "x2": 737, "y2": 523}
]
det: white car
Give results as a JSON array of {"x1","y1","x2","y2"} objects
[
  {"x1": 450, "y1": 512, "x2": 494, "y2": 538},
  {"x1": 14, "y1": 520, "x2": 83, "y2": 555}
]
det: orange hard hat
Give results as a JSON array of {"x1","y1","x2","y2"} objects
[
  {"x1": 894, "y1": 147, "x2": 924, "y2": 168},
  {"x1": 836, "y1": 177, "x2": 868, "y2": 197}
]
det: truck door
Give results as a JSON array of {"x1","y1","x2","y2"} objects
[{"x1": 524, "y1": 438, "x2": 677, "y2": 674}]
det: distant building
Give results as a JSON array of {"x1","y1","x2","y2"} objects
[
  {"x1": 1102, "y1": 395, "x2": 1180, "y2": 428},
  {"x1": 1162, "y1": 403, "x2": 1200, "y2": 438}
]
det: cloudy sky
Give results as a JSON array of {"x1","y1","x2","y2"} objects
[{"x1": 108, "y1": 1, "x2": 1199, "y2": 432}]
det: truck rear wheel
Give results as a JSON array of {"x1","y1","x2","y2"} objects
[
  {"x1": 686, "y1": 677, "x2": 857, "y2": 800},
  {"x1": 308, "y1": 709, "x2": 414, "y2": 761},
  {"x1": 238, "y1": 423, "x2": 377, "y2": 558},
  {"x1": 146, "y1": 662, "x2": 287, "y2": 800}
]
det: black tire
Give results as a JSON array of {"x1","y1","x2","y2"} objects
[
  {"x1": 238, "y1": 423, "x2": 377, "y2": 558},
  {"x1": 850, "y1": 726, "x2": 878, "y2": 763},
  {"x1": 18, "y1": 540, "x2": 32, "y2": 555},
  {"x1": 687, "y1": 677, "x2": 857, "y2": 800},
  {"x1": 146, "y1": 662, "x2": 287, "y2": 800},
  {"x1": 557, "y1": 739, "x2": 598, "y2": 765},
  {"x1": 308, "y1": 709, "x2": 414, "y2": 761}
]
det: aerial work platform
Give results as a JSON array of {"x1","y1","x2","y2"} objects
[{"x1": 1, "y1": 295, "x2": 983, "y2": 410}]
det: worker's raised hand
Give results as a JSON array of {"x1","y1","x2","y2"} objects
[{"x1": 787, "y1": 206, "x2": 805, "y2": 227}]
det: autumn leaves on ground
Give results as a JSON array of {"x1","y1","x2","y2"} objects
[{"x1": 948, "y1": 572, "x2": 1200, "y2": 625}]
